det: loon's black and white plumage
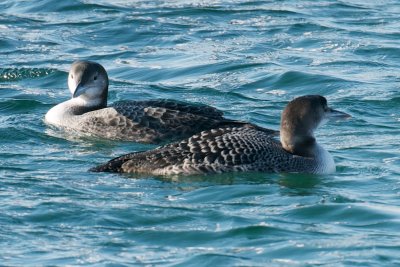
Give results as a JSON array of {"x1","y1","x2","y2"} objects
[
  {"x1": 90, "y1": 95, "x2": 350, "y2": 175},
  {"x1": 45, "y1": 61, "x2": 273, "y2": 143}
]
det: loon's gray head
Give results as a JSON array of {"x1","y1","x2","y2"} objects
[
  {"x1": 280, "y1": 95, "x2": 350, "y2": 157},
  {"x1": 68, "y1": 61, "x2": 109, "y2": 108}
]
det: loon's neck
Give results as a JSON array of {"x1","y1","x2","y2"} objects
[
  {"x1": 45, "y1": 97, "x2": 105, "y2": 126},
  {"x1": 281, "y1": 134, "x2": 316, "y2": 158},
  {"x1": 281, "y1": 133, "x2": 335, "y2": 173},
  {"x1": 311, "y1": 143, "x2": 335, "y2": 173}
]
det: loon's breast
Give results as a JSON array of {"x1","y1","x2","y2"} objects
[{"x1": 45, "y1": 99, "x2": 80, "y2": 127}]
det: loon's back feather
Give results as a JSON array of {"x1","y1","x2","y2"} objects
[
  {"x1": 68, "y1": 99, "x2": 272, "y2": 143},
  {"x1": 113, "y1": 99, "x2": 224, "y2": 120},
  {"x1": 90, "y1": 125, "x2": 316, "y2": 175}
]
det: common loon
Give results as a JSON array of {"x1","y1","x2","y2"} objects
[
  {"x1": 45, "y1": 61, "x2": 275, "y2": 143},
  {"x1": 90, "y1": 95, "x2": 350, "y2": 175}
]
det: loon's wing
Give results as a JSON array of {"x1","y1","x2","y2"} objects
[
  {"x1": 75, "y1": 101, "x2": 231, "y2": 143},
  {"x1": 77, "y1": 107, "x2": 161, "y2": 143},
  {"x1": 111, "y1": 100, "x2": 263, "y2": 142},
  {"x1": 90, "y1": 125, "x2": 281, "y2": 175},
  {"x1": 141, "y1": 99, "x2": 224, "y2": 119},
  {"x1": 112, "y1": 99, "x2": 224, "y2": 121},
  {"x1": 112, "y1": 100, "x2": 278, "y2": 140}
]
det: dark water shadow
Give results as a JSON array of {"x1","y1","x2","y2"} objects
[
  {"x1": 277, "y1": 173, "x2": 326, "y2": 196},
  {"x1": 118, "y1": 171, "x2": 325, "y2": 194}
]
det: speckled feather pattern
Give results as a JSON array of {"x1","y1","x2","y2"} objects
[
  {"x1": 69, "y1": 99, "x2": 255, "y2": 143},
  {"x1": 91, "y1": 125, "x2": 320, "y2": 175}
]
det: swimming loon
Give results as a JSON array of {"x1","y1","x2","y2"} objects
[
  {"x1": 45, "y1": 61, "x2": 274, "y2": 143},
  {"x1": 90, "y1": 95, "x2": 350, "y2": 175}
]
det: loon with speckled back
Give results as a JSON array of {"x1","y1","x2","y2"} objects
[
  {"x1": 45, "y1": 61, "x2": 276, "y2": 143},
  {"x1": 90, "y1": 95, "x2": 350, "y2": 175}
]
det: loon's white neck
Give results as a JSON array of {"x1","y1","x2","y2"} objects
[
  {"x1": 45, "y1": 97, "x2": 104, "y2": 127},
  {"x1": 310, "y1": 143, "x2": 335, "y2": 173}
]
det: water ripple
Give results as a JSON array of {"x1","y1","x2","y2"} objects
[{"x1": 1, "y1": 0, "x2": 400, "y2": 266}]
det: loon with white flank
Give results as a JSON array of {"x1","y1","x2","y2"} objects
[
  {"x1": 90, "y1": 95, "x2": 350, "y2": 175},
  {"x1": 45, "y1": 61, "x2": 275, "y2": 143}
]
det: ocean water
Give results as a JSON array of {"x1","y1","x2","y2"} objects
[{"x1": 1, "y1": 0, "x2": 400, "y2": 265}]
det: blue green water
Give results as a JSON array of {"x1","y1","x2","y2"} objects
[{"x1": 1, "y1": 0, "x2": 400, "y2": 265}]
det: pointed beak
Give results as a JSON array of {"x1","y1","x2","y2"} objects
[
  {"x1": 72, "y1": 83, "x2": 85, "y2": 98},
  {"x1": 328, "y1": 108, "x2": 351, "y2": 120}
]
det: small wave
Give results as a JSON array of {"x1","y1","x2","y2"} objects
[
  {"x1": 287, "y1": 22, "x2": 333, "y2": 34},
  {"x1": 354, "y1": 46, "x2": 400, "y2": 60},
  {"x1": 8, "y1": 0, "x2": 117, "y2": 13},
  {"x1": 0, "y1": 99, "x2": 43, "y2": 113},
  {"x1": 240, "y1": 70, "x2": 358, "y2": 96},
  {"x1": 312, "y1": 59, "x2": 390, "y2": 68},
  {"x1": 327, "y1": 2, "x2": 375, "y2": 11}
]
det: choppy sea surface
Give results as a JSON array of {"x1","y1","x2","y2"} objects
[{"x1": 1, "y1": 0, "x2": 400, "y2": 266}]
